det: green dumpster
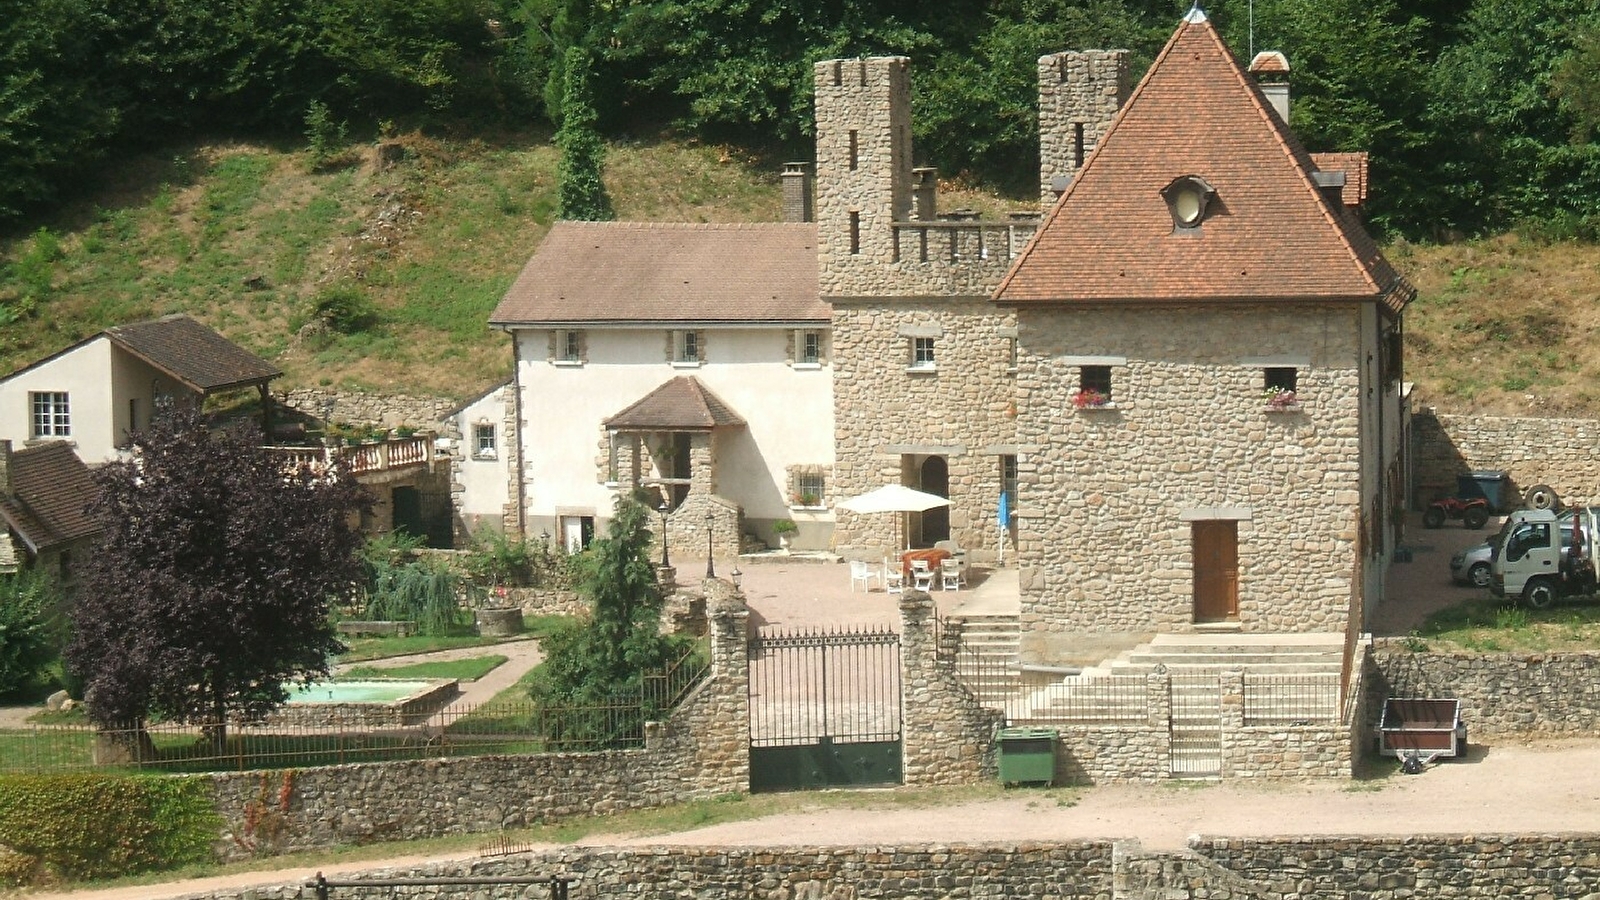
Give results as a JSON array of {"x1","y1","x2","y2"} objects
[{"x1": 997, "y1": 727, "x2": 1058, "y2": 786}]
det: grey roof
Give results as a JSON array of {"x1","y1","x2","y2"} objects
[
  {"x1": 105, "y1": 314, "x2": 282, "y2": 392},
  {"x1": 490, "y1": 222, "x2": 826, "y2": 326}
]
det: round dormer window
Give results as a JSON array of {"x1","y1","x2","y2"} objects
[{"x1": 1161, "y1": 175, "x2": 1216, "y2": 231}]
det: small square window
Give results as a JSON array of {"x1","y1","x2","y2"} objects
[
  {"x1": 672, "y1": 330, "x2": 701, "y2": 364},
  {"x1": 30, "y1": 392, "x2": 70, "y2": 438},
  {"x1": 1073, "y1": 366, "x2": 1112, "y2": 408},
  {"x1": 474, "y1": 423, "x2": 497, "y2": 459},
  {"x1": 791, "y1": 471, "x2": 826, "y2": 507},
  {"x1": 557, "y1": 329, "x2": 582, "y2": 362},
  {"x1": 910, "y1": 337, "x2": 936, "y2": 370},
  {"x1": 1264, "y1": 367, "x2": 1299, "y2": 410}
]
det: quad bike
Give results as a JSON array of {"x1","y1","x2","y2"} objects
[{"x1": 1423, "y1": 495, "x2": 1490, "y2": 529}]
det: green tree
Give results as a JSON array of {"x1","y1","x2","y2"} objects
[
  {"x1": 527, "y1": 491, "x2": 692, "y2": 745},
  {"x1": 0, "y1": 570, "x2": 60, "y2": 698},
  {"x1": 66, "y1": 407, "x2": 368, "y2": 752},
  {"x1": 555, "y1": 45, "x2": 614, "y2": 220}
]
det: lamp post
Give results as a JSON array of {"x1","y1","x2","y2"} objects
[
  {"x1": 730, "y1": 566, "x2": 742, "y2": 592},
  {"x1": 657, "y1": 498, "x2": 671, "y2": 568},
  {"x1": 704, "y1": 510, "x2": 716, "y2": 578}
]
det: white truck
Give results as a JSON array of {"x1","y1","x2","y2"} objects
[{"x1": 1490, "y1": 507, "x2": 1600, "y2": 608}]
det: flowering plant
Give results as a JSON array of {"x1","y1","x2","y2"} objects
[
  {"x1": 1264, "y1": 386, "x2": 1299, "y2": 410},
  {"x1": 1072, "y1": 388, "x2": 1110, "y2": 409}
]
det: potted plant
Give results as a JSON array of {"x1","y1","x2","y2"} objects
[
  {"x1": 1264, "y1": 386, "x2": 1300, "y2": 411},
  {"x1": 1072, "y1": 388, "x2": 1110, "y2": 409},
  {"x1": 772, "y1": 518, "x2": 798, "y2": 550}
]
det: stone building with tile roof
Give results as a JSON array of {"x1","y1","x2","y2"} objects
[{"x1": 0, "y1": 439, "x2": 101, "y2": 578}]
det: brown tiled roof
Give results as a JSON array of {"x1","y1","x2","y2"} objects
[
  {"x1": 0, "y1": 442, "x2": 100, "y2": 551},
  {"x1": 995, "y1": 12, "x2": 1412, "y2": 314},
  {"x1": 106, "y1": 314, "x2": 282, "y2": 393},
  {"x1": 604, "y1": 376, "x2": 747, "y2": 431},
  {"x1": 1310, "y1": 152, "x2": 1370, "y2": 208},
  {"x1": 490, "y1": 222, "x2": 825, "y2": 326}
]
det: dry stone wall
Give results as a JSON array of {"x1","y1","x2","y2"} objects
[
  {"x1": 1412, "y1": 410, "x2": 1600, "y2": 508},
  {"x1": 280, "y1": 389, "x2": 459, "y2": 430},
  {"x1": 179, "y1": 835, "x2": 1600, "y2": 900},
  {"x1": 1015, "y1": 304, "x2": 1363, "y2": 637},
  {"x1": 1368, "y1": 643, "x2": 1600, "y2": 735}
]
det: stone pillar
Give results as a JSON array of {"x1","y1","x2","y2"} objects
[
  {"x1": 911, "y1": 166, "x2": 938, "y2": 220},
  {"x1": 1148, "y1": 670, "x2": 1171, "y2": 776},
  {"x1": 1219, "y1": 669, "x2": 1244, "y2": 778},
  {"x1": 899, "y1": 591, "x2": 1002, "y2": 786},
  {"x1": 1038, "y1": 50, "x2": 1131, "y2": 208},
  {"x1": 705, "y1": 577, "x2": 752, "y2": 787}
]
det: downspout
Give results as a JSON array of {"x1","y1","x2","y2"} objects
[{"x1": 508, "y1": 328, "x2": 528, "y2": 540}]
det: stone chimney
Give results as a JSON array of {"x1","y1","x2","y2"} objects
[
  {"x1": 0, "y1": 439, "x2": 11, "y2": 497},
  {"x1": 1249, "y1": 51, "x2": 1290, "y2": 124},
  {"x1": 911, "y1": 167, "x2": 938, "y2": 220},
  {"x1": 781, "y1": 162, "x2": 814, "y2": 223}
]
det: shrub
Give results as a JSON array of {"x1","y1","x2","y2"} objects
[
  {"x1": 303, "y1": 100, "x2": 349, "y2": 171},
  {"x1": 0, "y1": 570, "x2": 60, "y2": 698},
  {"x1": 312, "y1": 285, "x2": 378, "y2": 334},
  {"x1": 0, "y1": 774, "x2": 219, "y2": 882}
]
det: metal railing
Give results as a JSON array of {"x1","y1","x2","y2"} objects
[
  {"x1": 1241, "y1": 673, "x2": 1342, "y2": 725},
  {"x1": 0, "y1": 641, "x2": 710, "y2": 774}
]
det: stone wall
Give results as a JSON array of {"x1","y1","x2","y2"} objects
[
  {"x1": 280, "y1": 389, "x2": 460, "y2": 430},
  {"x1": 899, "y1": 595, "x2": 1004, "y2": 784},
  {"x1": 179, "y1": 835, "x2": 1600, "y2": 900},
  {"x1": 1015, "y1": 303, "x2": 1364, "y2": 638},
  {"x1": 1368, "y1": 643, "x2": 1600, "y2": 736},
  {"x1": 202, "y1": 579, "x2": 750, "y2": 862},
  {"x1": 830, "y1": 299, "x2": 1017, "y2": 561},
  {"x1": 1412, "y1": 409, "x2": 1600, "y2": 508}
]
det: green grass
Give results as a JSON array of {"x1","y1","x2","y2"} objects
[
  {"x1": 1410, "y1": 595, "x2": 1600, "y2": 652},
  {"x1": 336, "y1": 631, "x2": 517, "y2": 662},
  {"x1": 342, "y1": 654, "x2": 507, "y2": 681}
]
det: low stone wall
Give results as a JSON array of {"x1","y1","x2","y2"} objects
[
  {"x1": 280, "y1": 389, "x2": 459, "y2": 430},
  {"x1": 1412, "y1": 410, "x2": 1600, "y2": 508},
  {"x1": 1369, "y1": 643, "x2": 1600, "y2": 735},
  {"x1": 177, "y1": 834, "x2": 1600, "y2": 900},
  {"x1": 203, "y1": 580, "x2": 751, "y2": 862},
  {"x1": 262, "y1": 680, "x2": 459, "y2": 729}
]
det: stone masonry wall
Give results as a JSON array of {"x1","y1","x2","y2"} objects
[
  {"x1": 1015, "y1": 304, "x2": 1363, "y2": 638},
  {"x1": 203, "y1": 579, "x2": 750, "y2": 862},
  {"x1": 1038, "y1": 50, "x2": 1133, "y2": 207},
  {"x1": 1368, "y1": 643, "x2": 1600, "y2": 736},
  {"x1": 280, "y1": 389, "x2": 458, "y2": 430},
  {"x1": 1412, "y1": 410, "x2": 1600, "y2": 508},
  {"x1": 182, "y1": 835, "x2": 1600, "y2": 900},
  {"x1": 830, "y1": 299, "x2": 1017, "y2": 560},
  {"x1": 898, "y1": 595, "x2": 1004, "y2": 784}
]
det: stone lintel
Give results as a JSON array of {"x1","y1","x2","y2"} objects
[
  {"x1": 1059, "y1": 355, "x2": 1127, "y2": 367},
  {"x1": 1178, "y1": 506, "x2": 1254, "y2": 521},
  {"x1": 880, "y1": 443, "x2": 965, "y2": 456},
  {"x1": 1239, "y1": 354, "x2": 1312, "y2": 367},
  {"x1": 896, "y1": 324, "x2": 945, "y2": 338}
]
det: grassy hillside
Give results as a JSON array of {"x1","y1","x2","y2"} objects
[{"x1": 2, "y1": 134, "x2": 1597, "y2": 415}]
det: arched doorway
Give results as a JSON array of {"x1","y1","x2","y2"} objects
[{"x1": 917, "y1": 456, "x2": 949, "y2": 547}]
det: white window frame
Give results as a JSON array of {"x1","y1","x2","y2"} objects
[
  {"x1": 909, "y1": 337, "x2": 936, "y2": 371},
  {"x1": 474, "y1": 422, "x2": 497, "y2": 459},
  {"x1": 671, "y1": 330, "x2": 702, "y2": 366},
  {"x1": 556, "y1": 329, "x2": 583, "y2": 365},
  {"x1": 30, "y1": 392, "x2": 70, "y2": 438},
  {"x1": 791, "y1": 471, "x2": 827, "y2": 508}
]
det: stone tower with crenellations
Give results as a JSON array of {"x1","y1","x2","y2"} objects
[{"x1": 817, "y1": 49, "x2": 1130, "y2": 561}]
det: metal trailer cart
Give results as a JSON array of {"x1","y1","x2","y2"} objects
[{"x1": 1378, "y1": 697, "x2": 1467, "y2": 773}]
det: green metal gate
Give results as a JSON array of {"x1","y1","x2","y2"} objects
[{"x1": 748, "y1": 626, "x2": 902, "y2": 792}]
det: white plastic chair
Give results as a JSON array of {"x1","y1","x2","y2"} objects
[
  {"x1": 882, "y1": 558, "x2": 905, "y2": 593},
  {"x1": 849, "y1": 559, "x2": 880, "y2": 592},
  {"x1": 911, "y1": 559, "x2": 936, "y2": 592},
  {"x1": 940, "y1": 557, "x2": 964, "y2": 591}
]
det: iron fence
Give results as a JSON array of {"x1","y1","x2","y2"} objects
[
  {"x1": 1241, "y1": 673, "x2": 1342, "y2": 725},
  {"x1": 747, "y1": 626, "x2": 901, "y2": 747},
  {"x1": 0, "y1": 640, "x2": 710, "y2": 775}
]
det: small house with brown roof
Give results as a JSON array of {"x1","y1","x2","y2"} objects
[
  {"x1": 0, "y1": 439, "x2": 101, "y2": 579},
  {"x1": 488, "y1": 220, "x2": 832, "y2": 554},
  {"x1": 0, "y1": 314, "x2": 282, "y2": 464}
]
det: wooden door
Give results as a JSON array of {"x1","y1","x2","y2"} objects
[{"x1": 1192, "y1": 521, "x2": 1239, "y2": 622}]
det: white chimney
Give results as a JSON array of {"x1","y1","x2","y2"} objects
[{"x1": 1249, "y1": 51, "x2": 1291, "y2": 124}]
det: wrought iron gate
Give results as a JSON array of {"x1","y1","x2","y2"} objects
[
  {"x1": 748, "y1": 626, "x2": 902, "y2": 791},
  {"x1": 1168, "y1": 672, "x2": 1223, "y2": 777}
]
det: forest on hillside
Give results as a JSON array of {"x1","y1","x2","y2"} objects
[{"x1": 5, "y1": 0, "x2": 1600, "y2": 242}]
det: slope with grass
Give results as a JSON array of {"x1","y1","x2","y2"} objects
[{"x1": 2, "y1": 134, "x2": 1597, "y2": 415}]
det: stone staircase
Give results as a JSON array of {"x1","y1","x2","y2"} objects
[{"x1": 951, "y1": 613, "x2": 1022, "y2": 705}]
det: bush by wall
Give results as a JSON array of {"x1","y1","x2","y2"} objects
[{"x1": 0, "y1": 773, "x2": 219, "y2": 883}]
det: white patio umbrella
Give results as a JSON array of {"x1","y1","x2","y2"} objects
[{"x1": 837, "y1": 484, "x2": 952, "y2": 550}]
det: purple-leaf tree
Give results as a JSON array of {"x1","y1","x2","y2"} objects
[{"x1": 67, "y1": 406, "x2": 368, "y2": 753}]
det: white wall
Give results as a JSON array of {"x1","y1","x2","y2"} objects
[
  {"x1": 0, "y1": 338, "x2": 118, "y2": 462},
  {"x1": 454, "y1": 385, "x2": 512, "y2": 537},
  {"x1": 511, "y1": 326, "x2": 834, "y2": 538}
]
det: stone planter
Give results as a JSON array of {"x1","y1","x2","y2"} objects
[{"x1": 475, "y1": 606, "x2": 524, "y2": 636}]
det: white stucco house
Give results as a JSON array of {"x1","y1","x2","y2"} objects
[
  {"x1": 487, "y1": 220, "x2": 833, "y2": 554},
  {"x1": 446, "y1": 380, "x2": 515, "y2": 541},
  {"x1": 0, "y1": 314, "x2": 281, "y2": 464}
]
